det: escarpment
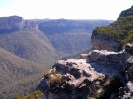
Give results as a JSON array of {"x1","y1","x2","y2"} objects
[
  {"x1": 92, "y1": 5, "x2": 133, "y2": 52},
  {"x1": 91, "y1": 29, "x2": 122, "y2": 51},
  {"x1": 0, "y1": 16, "x2": 38, "y2": 31},
  {"x1": 36, "y1": 6, "x2": 133, "y2": 99}
]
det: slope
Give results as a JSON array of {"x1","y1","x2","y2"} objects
[
  {"x1": 0, "y1": 29, "x2": 56, "y2": 66},
  {"x1": 0, "y1": 48, "x2": 45, "y2": 99},
  {"x1": 38, "y1": 19, "x2": 113, "y2": 55},
  {"x1": 48, "y1": 29, "x2": 92, "y2": 54}
]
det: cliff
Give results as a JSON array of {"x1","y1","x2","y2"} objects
[
  {"x1": 118, "y1": 5, "x2": 133, "y2": 19},
  {"x1": 0, "y1": 16, "x2": 38, "y2": 31},
  {"x1": 91, "y1": 5, "x2": 133, "y2": 52},
  {"x1": 36, "y1": 5, "x2": 133, "y2": 99},
  {"x1": 36, "y1": 43, "x2": 133, "y2": 99}
]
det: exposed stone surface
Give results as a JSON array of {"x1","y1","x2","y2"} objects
[
  {"x1": 36, "y1": 59, "x2": 106, "y2": 99},
  {"x1": 124, "y1": 56, "x2": 133, "y2": 81},
  {"x1": 119, "y1": 81, "x2": 133, "y2": 99},
  {"x1": 91, "y1": 29, "x2": 122, "y2": 52},
  {"x1": 87, "y1": 50, "x2": 126, "y2": 69},
  {"x1": 118, "y1": 5, "x2": 133, "y2": 19},
  {"x1": 36, "y1": 57, "x2": 124, "y2": 99},
  {"x1": 0, "y1": 16, "x2": 38, "y2": 31},
  {"x1": 125, "y1": 43, "x2": 133, "y2": 55},
  {"x1": 36, "y1": 43, "x2": 133, "y2": 99}
]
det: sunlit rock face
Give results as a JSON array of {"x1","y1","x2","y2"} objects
[
  {"x1": 36, "y1": 53, "x2": 125, "y2": 99},
  {"x1": 36, "y1": 59, "x2": 106, "y2": 99},
  {"x1": 0, "y1": 16, "x2": 38, "y2": 30},
  {"x1": 91, "y1": 29, "x2": 122, "y2": 52}
]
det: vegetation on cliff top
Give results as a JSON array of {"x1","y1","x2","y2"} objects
[
  {"x1": 94, "y1": 6, "x2": 133, "y2": 44},
  {"x1": 95, "y1": 16, "x2": 133, "y2": 44}
]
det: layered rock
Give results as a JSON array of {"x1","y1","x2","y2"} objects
[
  {"x1": 91, "y1": 29, "x2": 122, "y2": 52},
  {"x1": 91, "y1": 6, "x2": 133, "y2": 52},
  {"x1": 36, "y1": 59, "x2": 105, "y2": 99},
  {"x1": 0, "y1": 16, "x2": 38, "y2": 30},
  {"x1": 36, "y1": 43, "x2": 133, "y2": 99},
  {"x1": 36, "y1": 50, "x2": 127, "y2": 99}
]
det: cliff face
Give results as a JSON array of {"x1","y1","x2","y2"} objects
[
  {"x1": 36, "y1": 43, "x2": 133, "y2": 99},
  {"x1": 36, "y1": 5, "x2": 133, "y2": 99},
  {"x1": 91, "y1": 5, "x2": 133, "y2": 52},
  {"x1": 0, "y1": 16, "x2": 38, "y2": 30},
  {"x1": 118, "y1": 5, "x2": 133, "y2": 19},
  {"x1": 91, "y1": 29, "x2": 122, "y2": 51}
]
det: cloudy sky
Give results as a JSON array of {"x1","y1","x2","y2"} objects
[{"x1": 0, "y1": 0, "x2": 133, "y2": 20}]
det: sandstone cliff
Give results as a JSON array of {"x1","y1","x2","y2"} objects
[
  {"x1": 91, "y1": 29, "x2": 122, "y2": 51},
  {"x1": 0, "y1": 16, "x2": 38, "y2": 31},
  {"x1": 91, "y1": 5, "x2": 133, "y2": 52},
  {"x1": 36, "y1": 5, "x2": 133, "y2": 99},
  {"x1": 36, "y1": 43, "x2": 133, "y2": 99}
]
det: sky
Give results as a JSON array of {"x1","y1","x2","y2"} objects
[{"x1": 0, "y1": 0, "x2": 133, "y2": 20}]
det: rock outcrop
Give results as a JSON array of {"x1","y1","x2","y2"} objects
[
  {"x1": 36, "y1": 48, "x2": 131, "y2": 99},
  {"x1": 119, "y1": 81, "x2": 133, "y2": 99},
  {"x1": 0, "y1": 16, "x2": 38, "y2": 31},
  {"x1": 36, "y1": 5, "x2": 133, "y2": 99},
  {"x1": 91, "y1": 6, "x2": 133, "y2": 52},
  {"x1": 36, "y1": 42, "x2": 133, "y2": 99},
  {"x1": 36, "y1": 59, "x2": 105, "y2": 99},
  {"x1": 91, "y1": 29, "x2": 122, "y2": 52},
  {"x1": 118, "y1": 6, "x2": 133, "y2": 19},
  {"x1": 119, "y1": 55, "x2": 133, "y2": 99}
]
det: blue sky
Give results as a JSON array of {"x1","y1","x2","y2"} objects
[{"x1": 0, "y1": 0, "x2": 133, "y2": 20}]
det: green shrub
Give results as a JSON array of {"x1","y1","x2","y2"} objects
[
  {"x1": 14, "y1": 90, "x2": 43, "y2": 99},
  {"x1": 95, "y1": 16, "x2": 133, "y2": 45}
]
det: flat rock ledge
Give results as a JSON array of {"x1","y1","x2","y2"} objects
[
  {"x1": 36, "y1": 43, "x2": 133, "y2": 99},
  {"x1": 36, "y1": 58, "x2": 124, "y2": 99}
]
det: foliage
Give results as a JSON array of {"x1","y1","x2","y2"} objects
[
  {"x1": 95, "y1": 16, "x2": 133, "y2": 45},
  {"x1": 39, "y1": 19, "x2": 113, "y2": 56},
  {"x1": 86, "y1": 81, "x2": 104, "y2": 99},
  {"x1": 86, "y1": 76, "x2": 123, "y2": 99},
  {"x1": 14, "y1": 90, "x2": 43, "y2": 99},
  {"x1": 0, "y1": 29, "x2": 56, "y2": 65},
  {"x1": 44, "y1": 69, "x2": 63, "y2": 84},
  {"x1": 0, "y1": 73, "x2": 43, "y2": 99},
  {"x1": 0, "y1": 48, "x2": 46, "y2": 99}
]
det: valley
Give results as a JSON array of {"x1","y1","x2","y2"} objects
[{"x1": 0, "y1": 16, "x2": 113, "y2": 99}]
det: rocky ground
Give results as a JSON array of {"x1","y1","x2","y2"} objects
[{"x1": 36, "y1": 43, "x2": 133, "y2": 99}]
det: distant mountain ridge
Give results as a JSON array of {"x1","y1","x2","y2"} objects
[
  {"x1": 38, "y1": 19, "x2": 113, "y2": 34},
  {"x1": 38, "y1": 19, "x2": 113, "y2": 55},
  {"x1": 0, "y1": 16, "x2": 38, "y2": 32}
]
